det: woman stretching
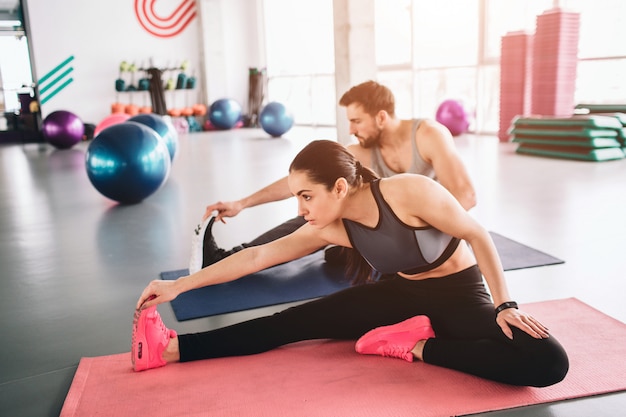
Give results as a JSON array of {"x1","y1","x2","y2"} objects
[{"x1": 133, "y1": 140, "x2": 568, "y2": 387}]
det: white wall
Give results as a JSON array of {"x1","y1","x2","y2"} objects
[
  {"x1": 333, "y1": 0, "x2": 376, "y2": 143},
  {"x1": 24, "y1": 0, "x2": 261, "y2": 125},
  {"x1": 198, "y1": 0, "x2": 264, "y2": 109}
]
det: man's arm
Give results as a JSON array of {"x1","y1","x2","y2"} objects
[
  {"x1": 203, "y1": 141, "x2": 365, "y2": 223},
  {"x1": 416, "y1": 120, "x2": 477, "y2": 211},
  {"x1": 213, "y1": 141, "x2": 364, "y2": 218},
  {"x1": 204, "y1": 176, "x2": 293, "y2": 222}
]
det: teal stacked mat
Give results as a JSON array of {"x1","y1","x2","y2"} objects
[
  {"x1": 574, "y1": 104, "x2": 626, "y2": 150},
  {"x1": 511, "y1": 115, "x2": 625, "y2": 161},
  {"x1": 575, "y1": 103, "x2": 626, "y2": 114}
]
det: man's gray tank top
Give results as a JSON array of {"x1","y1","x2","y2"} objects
[{"x1": 370, "y1": 119, "x2": 435, "y2": 178}]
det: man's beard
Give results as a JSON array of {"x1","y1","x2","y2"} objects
[{"x1": 358, "y1": 129, "x2": 382, "y2": 149}]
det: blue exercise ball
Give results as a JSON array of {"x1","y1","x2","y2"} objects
[
  {"x1": 259, "y1": 102, "x2": 294, "y2": 137},
  {"x1": 85, "y1": 122, "x2": 171, "y2": 204},
  {"x1": 128, "y1": 113, "x2": 179, "y2": 162},
  {"x1": 42, "y1": 110, "x2": 84, "y2": 149},
  {"x1": 208, "y1": 98, "x2": 242, "y2": 129}
]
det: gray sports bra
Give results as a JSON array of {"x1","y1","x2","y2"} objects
[
  {"x1": 342, "y1": 179, "x2": 460, "y2": 275},
  {"x1": 370, "y1": 119, "x2": 435, "y2": 179}
]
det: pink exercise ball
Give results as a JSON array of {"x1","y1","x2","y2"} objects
[
  {"x1": 94, "y1": 113, "x2": 131, "y2": 137},
  {"x1": 436, "y1": 99, "x2": 470, "y2": 136}
]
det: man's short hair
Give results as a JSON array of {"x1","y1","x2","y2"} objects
[{"x1": 339, "y1": 80, "x2": 395, "y2": 117}]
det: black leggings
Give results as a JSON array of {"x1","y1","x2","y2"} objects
[
  {"x1": 177, "y1": 265, "x2": 568, "y2": 387},
  {"x1": 243, "y1": 216, "x2": 307, "y2": 247}
]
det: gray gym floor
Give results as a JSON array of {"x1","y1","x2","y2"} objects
[{"x1": 1, "y1": 126, "x2": 625, "y2": 416}]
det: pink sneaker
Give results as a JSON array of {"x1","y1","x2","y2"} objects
[
  {"x1": 355, "y1": 315, "x2": 435, "y2": 362},
  {"x1": 131, "y1": 305, "x2": 177, "y2": 371}
]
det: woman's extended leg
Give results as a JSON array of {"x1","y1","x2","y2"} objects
[
  {"x1": 177, "y1": 276, "x2": 434, "y2": 362},
  {"x1": 154, "y1": 265, "x2": 569, "y2": 387}
]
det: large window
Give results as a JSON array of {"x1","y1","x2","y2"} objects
[
  {"x1": 0, "y1": 11, "x2": 33, "y2": 113},
  {"x1": 374, "y1": 0, "x2": 411, "y2": 67},
  {"x1": 262, "y1": 1, "x2": 626, "y2": 133},
  {"x1": 412, "y1": 1, "x2": 479, "y2": 69},
  {"x1": 566, "y1": 0, "x2": 626, "y2": 104},
  {"x1": 483, "y1": 0, "x2": 554, "y2": 61},
  {"x1": 374, "y1": 0, "x2": 626, "y2": 134},
  {"x1": 262, "y1": 0, "x2": 336, "y2": 126}
]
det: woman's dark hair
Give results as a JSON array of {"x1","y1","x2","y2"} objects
[
  {"x1": 289, "y1": 140, "x2": 378, "y2": 285},
  {"x1": 338, "y1": 80, "x2": 395, "y2": 118}
]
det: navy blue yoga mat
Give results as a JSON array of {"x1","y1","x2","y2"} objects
[
  {"x1": 488, "y1": 232, "x2": 564, "y2": 271},
  {"x1": 160, "y1": 232, "x2": 564, "y2": 321},
  {"x1": 160, "y1": 251, "x2": 351, "y2": 321}
]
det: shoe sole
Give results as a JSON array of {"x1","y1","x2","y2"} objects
[
  {"x1": 189, "y1": 216, "x2": 215, "y2": 274},
  {"x1": 131, "y1": 308, "x2": 148, "y2": 371}
]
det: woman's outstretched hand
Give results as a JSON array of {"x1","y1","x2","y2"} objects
[
  {"x1": 496, "y1": 308, "x2": 550, "y2": 340},
  {"x1": 136, "y1": 279, "x2": 183, "y2": 310}
]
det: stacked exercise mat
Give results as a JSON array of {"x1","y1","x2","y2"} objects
[
  {"x1": 530, "y1": 9, "x2": 580, "y2": 116},
  {"x1": 498, "y1": 31, "x2": 533, "y2": 142},
  {"x1": 511, "y1": 114, "x2": 626, "y2": 161},
  {"x1": 498, "y1": 9, "x2": 581, "y2": 143},
  {"x1": 575, "y1": 103, "x2": 626, "y2": 115}
]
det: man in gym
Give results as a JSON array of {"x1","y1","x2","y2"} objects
[{"x1": 189, "y1": 80, "x2": 476, "y2": 273}]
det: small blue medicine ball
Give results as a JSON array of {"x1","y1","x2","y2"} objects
[
  {"x1": 209, "y1": 98, "x2": 242, "y2": 130},
  {"x1": 259, "y1": 102, "x2": 294, "y2": 137}
]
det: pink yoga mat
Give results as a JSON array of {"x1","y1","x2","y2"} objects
[{"x1": 60, "y1": 298, "x2": 626, "y2": 417}]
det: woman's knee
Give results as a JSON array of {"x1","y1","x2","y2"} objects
[
  {"x1": 526, "y1": 337, "x2": 569, "y2": 387},
  {"x1": 542, "y1": 338, "x2": 569, "y2": 386}
]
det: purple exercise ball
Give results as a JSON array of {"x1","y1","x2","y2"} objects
[
  {"x1": 435, "y1": 99, "x2": 470, "y2": 137},
  {"x1": 42, "y1": 110, "x2": 85, "y2": 149}
]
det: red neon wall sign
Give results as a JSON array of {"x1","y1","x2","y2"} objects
[{"x1": 135, "y1": 0, "x2": 197, "y2": 38}]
